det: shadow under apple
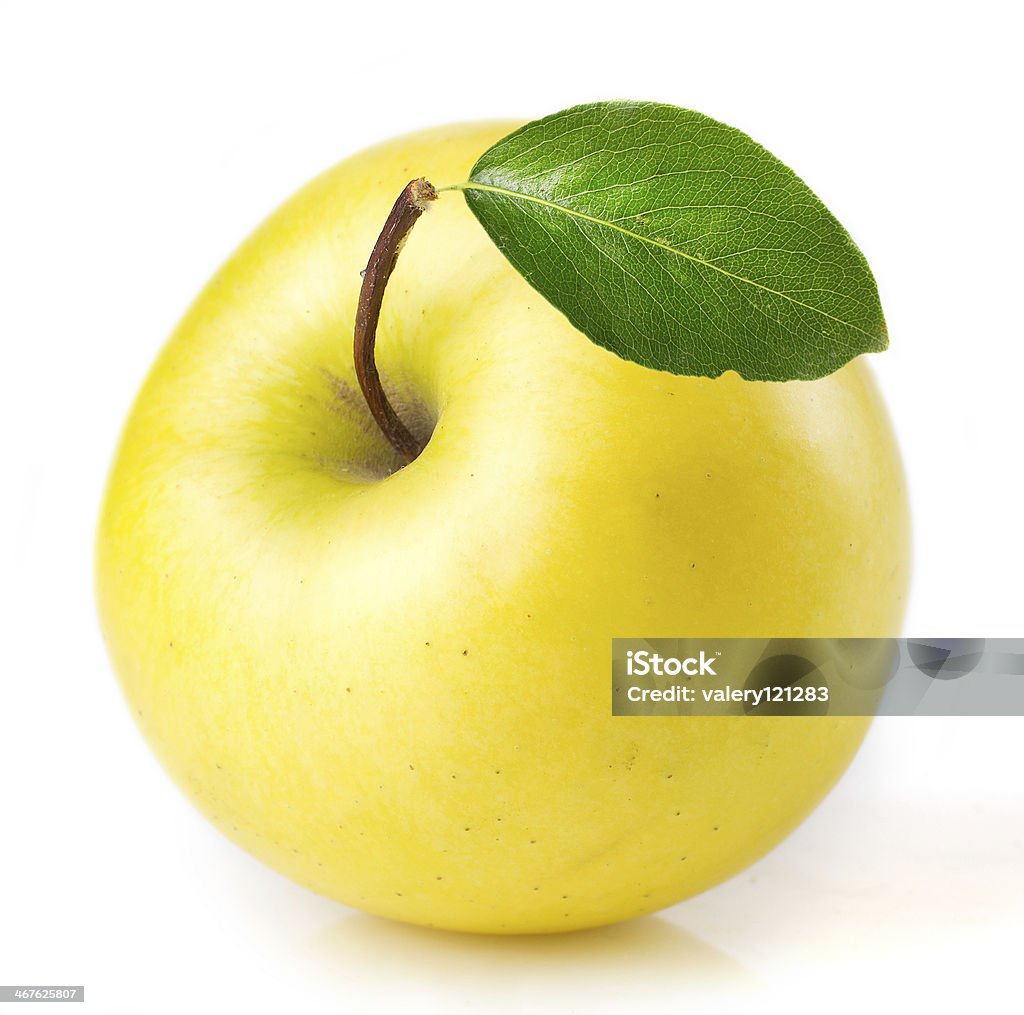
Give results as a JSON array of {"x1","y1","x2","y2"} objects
[{"x1": 306, "y1": 911, "x2": 755, "y2": 1011}]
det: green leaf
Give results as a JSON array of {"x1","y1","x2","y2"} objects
[{"x1": 461, "y1": 101, "x2": 887, "y2": 381}]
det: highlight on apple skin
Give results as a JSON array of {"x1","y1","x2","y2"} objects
[{"x1": 95, "y1": 121, "x2": 910, "y2": 934}]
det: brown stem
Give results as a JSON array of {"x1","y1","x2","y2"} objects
[{"x1": 354, "y1": 177, "x2": 438, "y2": 463}]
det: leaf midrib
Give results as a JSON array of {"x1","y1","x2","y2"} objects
[{"x1": 456, "y1": 180, "x2": 876, "y2": 340}]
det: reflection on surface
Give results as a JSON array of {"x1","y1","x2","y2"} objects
[{"x1": 308, "y1": 912, "x2": 755, "y2": 1011}]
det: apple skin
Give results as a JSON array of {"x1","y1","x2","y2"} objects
[{"x1": 95, "y1": 121, "x2": 910, "y2": 934}]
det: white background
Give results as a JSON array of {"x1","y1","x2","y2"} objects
[{"x1": 2, "y1": 1, "x2": 1022, "y2": 1012}]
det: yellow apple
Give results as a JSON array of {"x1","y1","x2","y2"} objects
[{"x1": 95, "y1": 121, "x2": 910, "y2": 934}]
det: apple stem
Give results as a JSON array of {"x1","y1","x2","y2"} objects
[{"x1": 354, "y1": 177, "x2": 438, "y2": 464}]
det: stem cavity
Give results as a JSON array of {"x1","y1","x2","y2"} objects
[{"x1": 353, "y1": 177, "x2": 438, "y2": 464}]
